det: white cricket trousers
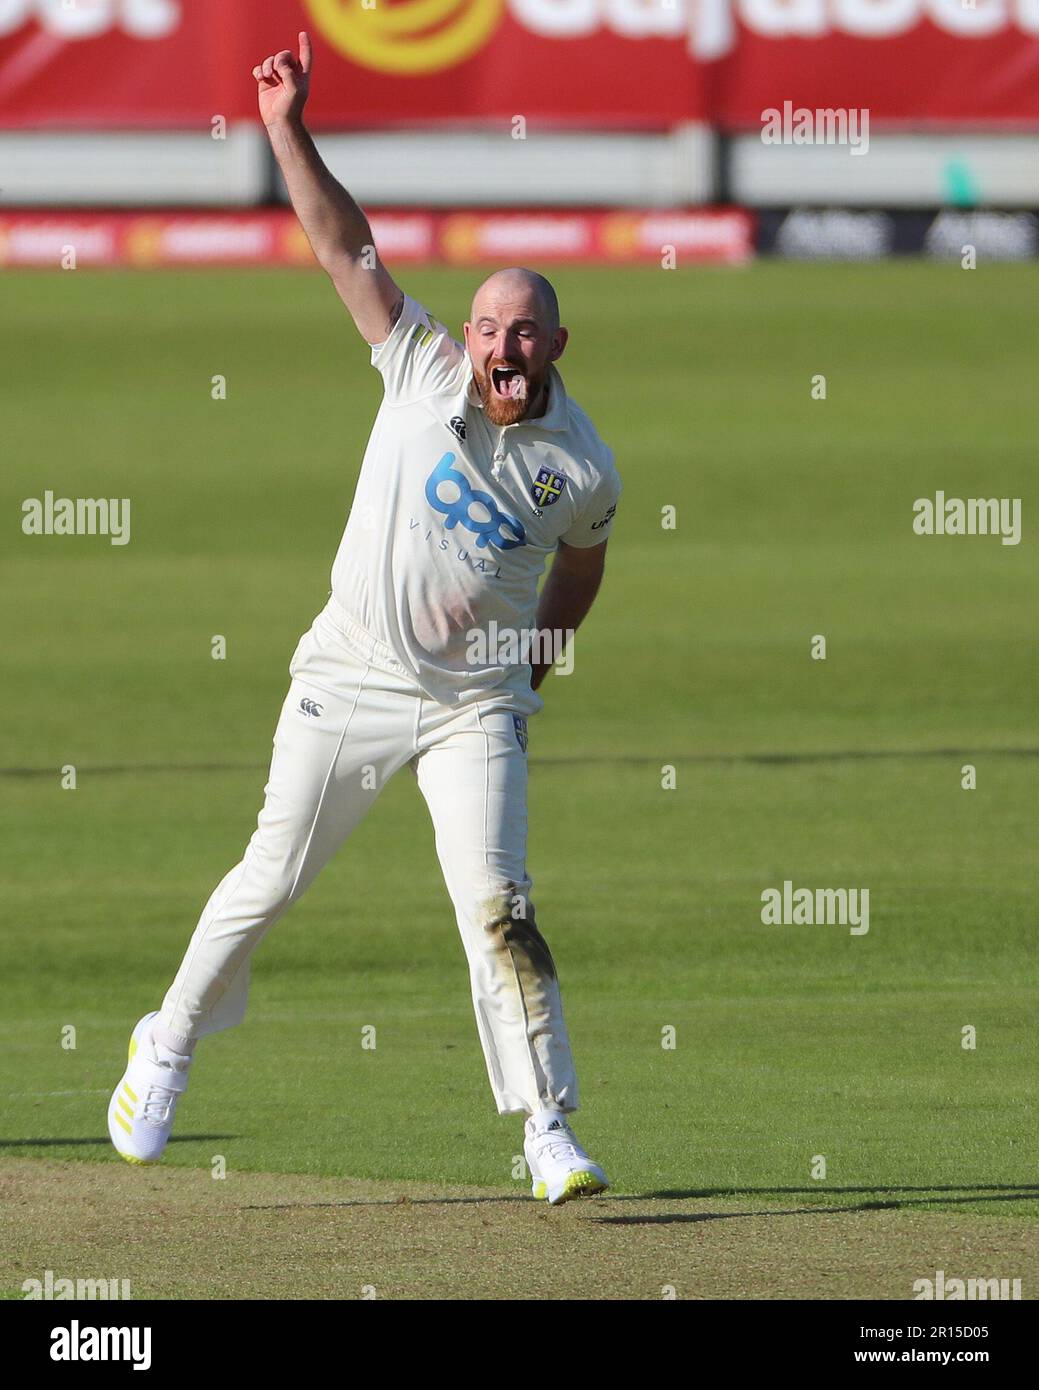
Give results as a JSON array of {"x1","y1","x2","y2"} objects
[{"x1": 159, "y1": 599, "x2": 578, "y2": 1116}]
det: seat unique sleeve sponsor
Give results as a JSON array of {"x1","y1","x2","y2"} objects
[
  {"x1": 560, "y1": 456, "x2": 621, "y2": 548},
  {"x1": 370, "y1": 294, "x2": 466, "y2": 405}
]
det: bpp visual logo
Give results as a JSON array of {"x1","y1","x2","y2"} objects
[{"x1": 424, "y1": 453, "x2": 526, "y2": 550}]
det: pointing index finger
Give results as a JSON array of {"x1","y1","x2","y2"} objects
[{"x1": 299, "y1": 30, "x2": 312, "y2": 75}]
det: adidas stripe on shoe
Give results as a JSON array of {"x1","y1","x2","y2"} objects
[{"x1": 107, "y1": 1012, "x2": 192, "y2": 1165}]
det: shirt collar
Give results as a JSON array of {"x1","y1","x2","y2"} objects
[{"x1": 464, "y1": 360, "x2": 569, "y2": 432}]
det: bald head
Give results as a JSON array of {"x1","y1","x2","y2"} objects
[
  {"x1": 470, "y1": 267, "x2": 560, "y2": 334},
  {"x1": 464, "y1": 266, "x2": 568, "y2": 426}
]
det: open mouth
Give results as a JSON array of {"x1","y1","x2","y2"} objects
[{"x1": 491, "y1": 365, "x2": 527, "y2": 401}]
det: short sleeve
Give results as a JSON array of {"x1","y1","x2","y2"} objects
[
  {"x1": 371, "y1": 294, "x2": 466, "y2": 405},
  {"x1": 561, "y1": 460, "x2": 621, "y2": 548}
]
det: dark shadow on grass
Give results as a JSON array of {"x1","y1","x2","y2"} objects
[
  {"x1": 3, "y1": 747, "x2": 1039, "y2": 779},
  {"x1": 7, "y1": 1156, "x2": 1035, "y2": 1220},
  {"x1": 594, "y1": 1188, "x2": 1039, "y2": 1226},
  {"x1": 239, "y1": 1182, "x2": 1039, "y2": 1216},
  {"x1": 240, "y1": 1196, "x2": 534, "y2": 1211},
  {"x1": 643, "y1": 1184, "x2": 1039, "y2": 1199},
  {"x1": 0, "y1": 1136, "x2": 237, "y2": 1149}
]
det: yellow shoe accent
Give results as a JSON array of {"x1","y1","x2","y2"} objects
[
  {"x1": 551, "y1": 1171, "x2": 608, "y2": 1206},
  {"x1": 532, "y1": 1179, "x2": 548, "y2": 1200},
  {"x1": 109, "y1": 1012, "x2": 179, "y2": 1166}
]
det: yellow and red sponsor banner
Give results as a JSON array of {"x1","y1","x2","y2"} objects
[
  {"x1": 1, "y1": 1, "x2": 1039, "y2": 129},
  {"x1": 0, "y1": 0, "x2": 704, "y2": 128},
  {"x1": 0, "y1": 207, "x2": 754, "y2": 265}
]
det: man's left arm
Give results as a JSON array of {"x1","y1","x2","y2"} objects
[{"x1": 530, "y1": 539, "x2": 608, "y2": 691}]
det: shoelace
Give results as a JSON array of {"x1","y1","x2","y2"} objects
[
  {"x1": 140, "y1": 1059, "x2": 185, "y2": 1126},
  {"x1": 532, "y1": 1130, "x2": 582, "y2": 1165},
  {"x1": 141, "y1": 1082, "x2": 178, "y2": 1126}
]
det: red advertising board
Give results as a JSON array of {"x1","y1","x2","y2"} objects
[
  {"x1": 0, "y1": 0, "x2": 704, "y2": 129},
  {"x1": 0, "y1": 207, "x2": 755, "y2": 266},
  {"x1": 708, "y1": 2, "x2": 1039, "y2": 128},
  {"x1": 0, "y1": 0, "x2": 1038, "y2": 129}
]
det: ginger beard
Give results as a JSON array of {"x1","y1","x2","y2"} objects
[
  {"x1": 465, "y1": 272, "x2": 565, "y2": 426},
  {"x1": 472, "y1": 358, "x2": 547, "y2": 427}
]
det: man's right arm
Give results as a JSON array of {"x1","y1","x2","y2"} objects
[{"x1": 254, "y1": 32, "x2": 404, "y2": 345}]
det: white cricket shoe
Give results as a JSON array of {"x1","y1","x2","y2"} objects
[
  {"x1": 107, "y1": 1012, "x2": 192, "y2": 1165},
  {"x1": 524, "y1": 1111, "x2": 609, "y2": 1206}
]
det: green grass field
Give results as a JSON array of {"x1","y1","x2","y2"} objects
[{"x1": 1, "y1": 263, "x2": 1036, "y2": 1299}]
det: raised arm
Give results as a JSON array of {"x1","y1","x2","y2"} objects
[{"x1": 253, "y1": 31, "x2": 404, "y2": 345}]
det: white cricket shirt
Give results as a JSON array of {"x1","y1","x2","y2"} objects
[{"x1": 329, "y1": 294, "x2": 621, "y2": 710}]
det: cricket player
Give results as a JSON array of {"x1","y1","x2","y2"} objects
[{"x1": 108, "y1": 32, "x2": 620, "y2": 1206}]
